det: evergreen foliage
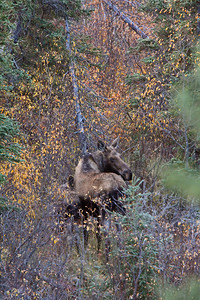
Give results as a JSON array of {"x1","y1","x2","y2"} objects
[
  {"x1": 0, "y1": 114, "x2": 22, "y2": 166},
  {"x1": 0, "y1": 113, "x2": 22, "y2": 212}
]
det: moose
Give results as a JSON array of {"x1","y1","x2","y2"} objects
[
  {"x1": 74, "y1": 138, "x2": 132, "y2": 214},
  {"x1": 74, "y1": 138, "x2": 132, "y2": 249},
  {"x1": 57, "y1": 138, "x2": 132, "y2": 253}
]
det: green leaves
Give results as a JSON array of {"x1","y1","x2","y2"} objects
[
  {"x1": 177, "y1": 68, "x2": 200, "y2": 134},
  {"x1": 163, "y1": 53, "x2": 200, "y2": 202},
  {"x1": 163, "y1": 165, "x2": 200, "y2": 202},
  {"x1": 0, "y1": 114, "x2": 23, "y2": 212},
  {"x1": 0, "y1": 114, "x2": 23, "y2": 165},
  {"x1": 161, "y1": 279, "x2": 200, "y2": 300}
]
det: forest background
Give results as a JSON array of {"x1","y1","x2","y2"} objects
[{"x1": 0, "y1": 0, "x2": 200, "y2": 299}]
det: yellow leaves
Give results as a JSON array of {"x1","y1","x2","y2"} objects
[
  {"x1": 51, "y1": 235, "x2": 60, "y2": 244},
  {"x1": 2, "y1": 148, "x2": 43, "y2": 217}
]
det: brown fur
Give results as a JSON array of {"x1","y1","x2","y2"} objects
[
  {"x1": 55, "y1": 175, "x2": 102, "y2": 250},
  {"x1": 56, "y1": 176, "x2": 100, "y2": 223},
  {"x1": 57, "y1": 139, "x2": 132, "y2": 252},
  {"x1": 74, "y1": 138, "x2": 132, "y2": 199}
]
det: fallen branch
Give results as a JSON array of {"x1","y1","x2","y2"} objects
[{"x1": 103, "y1": 0, "x2": 149, "y2": 39}]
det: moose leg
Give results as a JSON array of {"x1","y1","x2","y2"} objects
[
  {"x1": 103, "y1": 213, "x2": 112, "y2": 261},
  {"x1": 74, "y1": 223, "x2": 81, "y2": 255},
  {"x1": 74, "y1": 223, "x2": 87, "y2": 260},
  {"x1": 94, "y1": 197, "x2": 105, "y2": 253},
  {"x1": 63, "y1": 201, "x2": 83, "y2": 255},
  {"x1": 97, "y1": 194, "x2": 112, "y2": 260},
  {"x1": 79, "y1": 196, "x2": 103, "y2": 252},
  {"x1": 83, "y1": 221, "x2": 89, "y2": 249},
  {"x1": 96, "y1": 214, "x2": 102, "y2": 252},
  {"x1": 95, "y1": 208, "x2": 110, "y2": 258},
  {"x1": 108, "y1": 188, "x2": 126, "y2": 216},
  {"x1": 108, "y1": 189, "x2": 127, "y2": 253}
]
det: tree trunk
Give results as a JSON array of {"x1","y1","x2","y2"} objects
[{"x1": 65, "y1": 18, "x2": 87, "y2": 155}]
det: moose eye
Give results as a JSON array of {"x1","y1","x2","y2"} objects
[{"x1": 110, "y1": 158, "x2": 115, "y2": 163}]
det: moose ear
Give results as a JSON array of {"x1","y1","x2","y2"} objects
[
  {"x1": 97, "y1": 140, "x2": 107, "y2": 152},
  {"x1": 111, "y1": 137, "x2": 119, "y2": 149},
  {"x1": 68, "y1": 175, "x2": 75, "y2": 189}
]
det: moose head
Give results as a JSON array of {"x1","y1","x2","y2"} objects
[{"x1": 97, "y1": 138, "x2": 132, "y2": 181}]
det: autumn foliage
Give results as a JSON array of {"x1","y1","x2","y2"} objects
[{"x1": 0, "y1": 0, "x2": 200, "y2": 299}]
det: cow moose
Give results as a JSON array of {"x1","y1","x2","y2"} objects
[
  {"x1": 56, "y1": 138, "x2": 132, "y2": 254},
  {"x1": 74, "y1": 138, "x2": 132, "y2": 201},
  {"x1": 73, "y1": 138, "x2": 132, "y2": 251}
]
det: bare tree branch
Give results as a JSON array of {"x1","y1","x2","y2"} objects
[{"x1": 103, "y1": 0, "x2": 149, "y2": 39}]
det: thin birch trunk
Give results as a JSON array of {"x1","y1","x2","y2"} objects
[{"x1": 65, "y1": 18, "x2": 87, "y2": 155}]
